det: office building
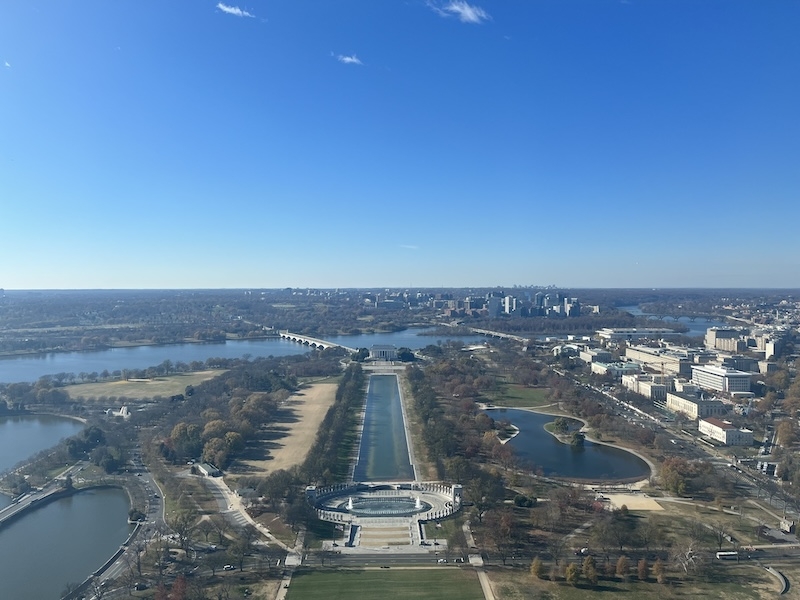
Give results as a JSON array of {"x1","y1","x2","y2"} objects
[
  {"x1": 698, "y1": 417, "x2": 753, "y2": 446},
  {"x1": 691, "y1": 365, "x2": 751, "y2": 393}
]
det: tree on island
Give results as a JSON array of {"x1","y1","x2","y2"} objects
[
  {"x1": 570, "y1": 431, "x2": 585, "y2": 447},
  {"x1": 552, "y1": 417, "x2": 569, "y2": 434}
]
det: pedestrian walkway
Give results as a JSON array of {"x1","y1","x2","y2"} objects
[
  {"x1": 460, "y1": 521, "x2": 498, "y2": 600},
  {"x1": 204, "y1": 475, "x2": 291, "y2": 552}
]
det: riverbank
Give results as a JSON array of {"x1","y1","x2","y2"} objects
[
  {"x1": 0, "y1": 334, "x2": 284, "y2": 360},
  {"x1": 28, "y1": 410, "x2": 88, "y2": 424},
  {"x1": 0, "y1": 407, "x2": 87, "y2": 425}
]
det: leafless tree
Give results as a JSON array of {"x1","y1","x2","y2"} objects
[
  {"x1": 636, "y1": 518, "x2": 661, "y2": 554},
  {"x1": 88, "y1": 577, "x2": 108, "y2": 600},
  {"x1": 546, "y1": 533, "x2": 569, "y2": 566},
  {"x1": 709, "y1": 519, "x2": 731, "y2": 552},
  {"x1": 196, "y1": 518, "x2": 215, "y2": 542},
  {"x1": 671, "y1": 538, "x2": 703, "y2": 574}
]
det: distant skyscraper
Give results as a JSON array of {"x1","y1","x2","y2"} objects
[{"x1": 487, "y1": 297, "x2": 502, "y2": 317}]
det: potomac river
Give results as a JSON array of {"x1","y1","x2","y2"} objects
[{"x1": 0, "y1": 329, "x2": 486, "y2": 383}]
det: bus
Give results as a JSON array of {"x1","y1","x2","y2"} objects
[{"x1": 716, "y1": 551, "x2": 739, "y2": 560}]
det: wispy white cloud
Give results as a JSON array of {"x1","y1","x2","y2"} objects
[
  {"x1": 337, "y1": 54, "x2": 363, "y2": 66},
  {"x1": 216, "y1": 2, "x2": 254, "y2": 18},
  {"x1": 4, "y1": 61, "x2": 10, "y2": 68},
  {"x1": 399, "y1": 244, "x2": 419, "y2": 250},
  {"x1": 430, "y1": 1, "x2": 490, "y2": 24}
]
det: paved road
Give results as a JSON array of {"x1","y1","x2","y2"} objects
[
  {"x1": 0, "y1": 461, "x2": 89, "y2": 526},
  {"x1": 202, "y1": 473, "x2": 292, "y2": 553}
]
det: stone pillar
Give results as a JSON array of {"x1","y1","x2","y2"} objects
[
  {"x1": 452, "y1": 484, "x2": 463, "y2": 507},
  {"x1": 305, "y1": 485, "x2": 317, "y2": 505}
]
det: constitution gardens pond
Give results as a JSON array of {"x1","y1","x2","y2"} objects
[{"x1": 490, "y1": 408, "x2": 650, "y2": 481}]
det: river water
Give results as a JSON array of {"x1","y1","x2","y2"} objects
[
  {"x1": 0, "y1": 328, "x2": 485, "y2": 594},
  {"x1": 492, "y1": 409, "x2": 650, "y2": 480},
  {"x1": 618, "y1": 305, "x2": 729, "y2": 338},
  {"x1": 0, "y1": 487, "x2": 133, "y2": 600},
  {"x1": 0, "y1": 328, "x2": 485, "y2": 384}
]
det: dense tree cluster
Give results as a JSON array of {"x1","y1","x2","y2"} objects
[
  {"x1": 150, "y1": 352, "x2": 342, "y2": 470},
  {"x1": 659, "y1": 457, "x2": 715, "y2": 496},
  {"x1": 300, "y1": 364, "x2": 365, "y2": 484}
]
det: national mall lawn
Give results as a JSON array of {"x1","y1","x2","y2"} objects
[{"x1": 285, "y1": 568, "x2": 485, "y2": 600}]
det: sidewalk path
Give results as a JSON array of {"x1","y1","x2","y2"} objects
[
  {"x1": 204, "y1": 475, "x2": 292, "y2": 552},
  {"x1": 461, "y1": 521, "x2": 497, "y2": 600}
]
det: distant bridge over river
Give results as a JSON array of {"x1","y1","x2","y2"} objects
[
  {"x1": 279, "y1": 331, "x2": 357, "y2": 353},
  {"x1": 438, "y1": 323, "x2": 530, "y2": 344},
  {"x1": 469, "y1": 327, "x2": 529, "y2": 343}
]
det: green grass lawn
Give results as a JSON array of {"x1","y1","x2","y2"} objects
[
  {"x1": 489, "y1": 385, "x2": 552, "y2": 408},
  {"x1": 65, "y1": 369, "x2": 226, "y2": 401},
  {"x1": 286, "y1": 568, "x2": 485, "y2": 600}
]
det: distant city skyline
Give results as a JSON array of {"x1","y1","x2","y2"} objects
[{"x1": 1, "y1": 1, "x2": 798, "y2": 290}]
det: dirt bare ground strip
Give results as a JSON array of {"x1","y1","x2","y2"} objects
[
  {"x1": 604, "y1": 493, "x2": 664, "y2": 511},
  {"x1": 234, "y1": 382, "x2": 338, "y2": 478}
]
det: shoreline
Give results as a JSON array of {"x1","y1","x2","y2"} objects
[
  {"x1": 0, "y1": 323, "x2": 480, "y2": 362},
  {"x1": 0, "y1": 409, "x2": 88, "y2": 425},
  {"x1": 0, "y1": 483, "x2": 141, "y2": 600},
  {"x1": 0, "y1": 334, "x2": 285, "y2": 361},
  {"x1": 484, "y1": 404, "x2": 656, "y2": 484},
  {"x1": 0, "y1": 483, "x2": 130, "y2": 528}
]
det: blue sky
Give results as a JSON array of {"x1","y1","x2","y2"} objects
[{"x1": 1, "y1": 1, "x2": 798, "y2": 289}]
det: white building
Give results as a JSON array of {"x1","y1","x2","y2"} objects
[
  {"x1": 705, "y1": 328, "x2": 746, "y2": 352},
  {"x1": 698, "y1": 417, "x2": 753, "y2": 446},
  {"x1": 591, "y1": 362, "x2": 641, "y2": 378},
  {"x1": 370, "y1": 345, "x2": 398, "y2": 360},
  {"x1": 597, "y1": 328, "x2": 681, "y2": 344},
  {"x1": 624, "y1": 345, "x2": 694, "y2": 377},
  {"x1": 621, "y1": 373, "x2": 668, "y2": 400},
  {"x1": 579, "y1": 348, "x2": 613, "y2": 364},
  {"x1": 666, "y1": 392, "x2": 727, "y2": 420},
  {"x1": 691, "y1": 365, "x2": 751, "y2": 393},
  {"x1": 197, "y1": 463, "x2": 221, "y2": 477}
]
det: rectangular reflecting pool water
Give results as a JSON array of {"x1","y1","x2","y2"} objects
[{"x1": 353, "y1": 374, "x2": 415, "y2": 482}]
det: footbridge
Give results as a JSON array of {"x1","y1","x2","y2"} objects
[{"x1": 279, "y1": 330, "x2": 357, "y2": 353}]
